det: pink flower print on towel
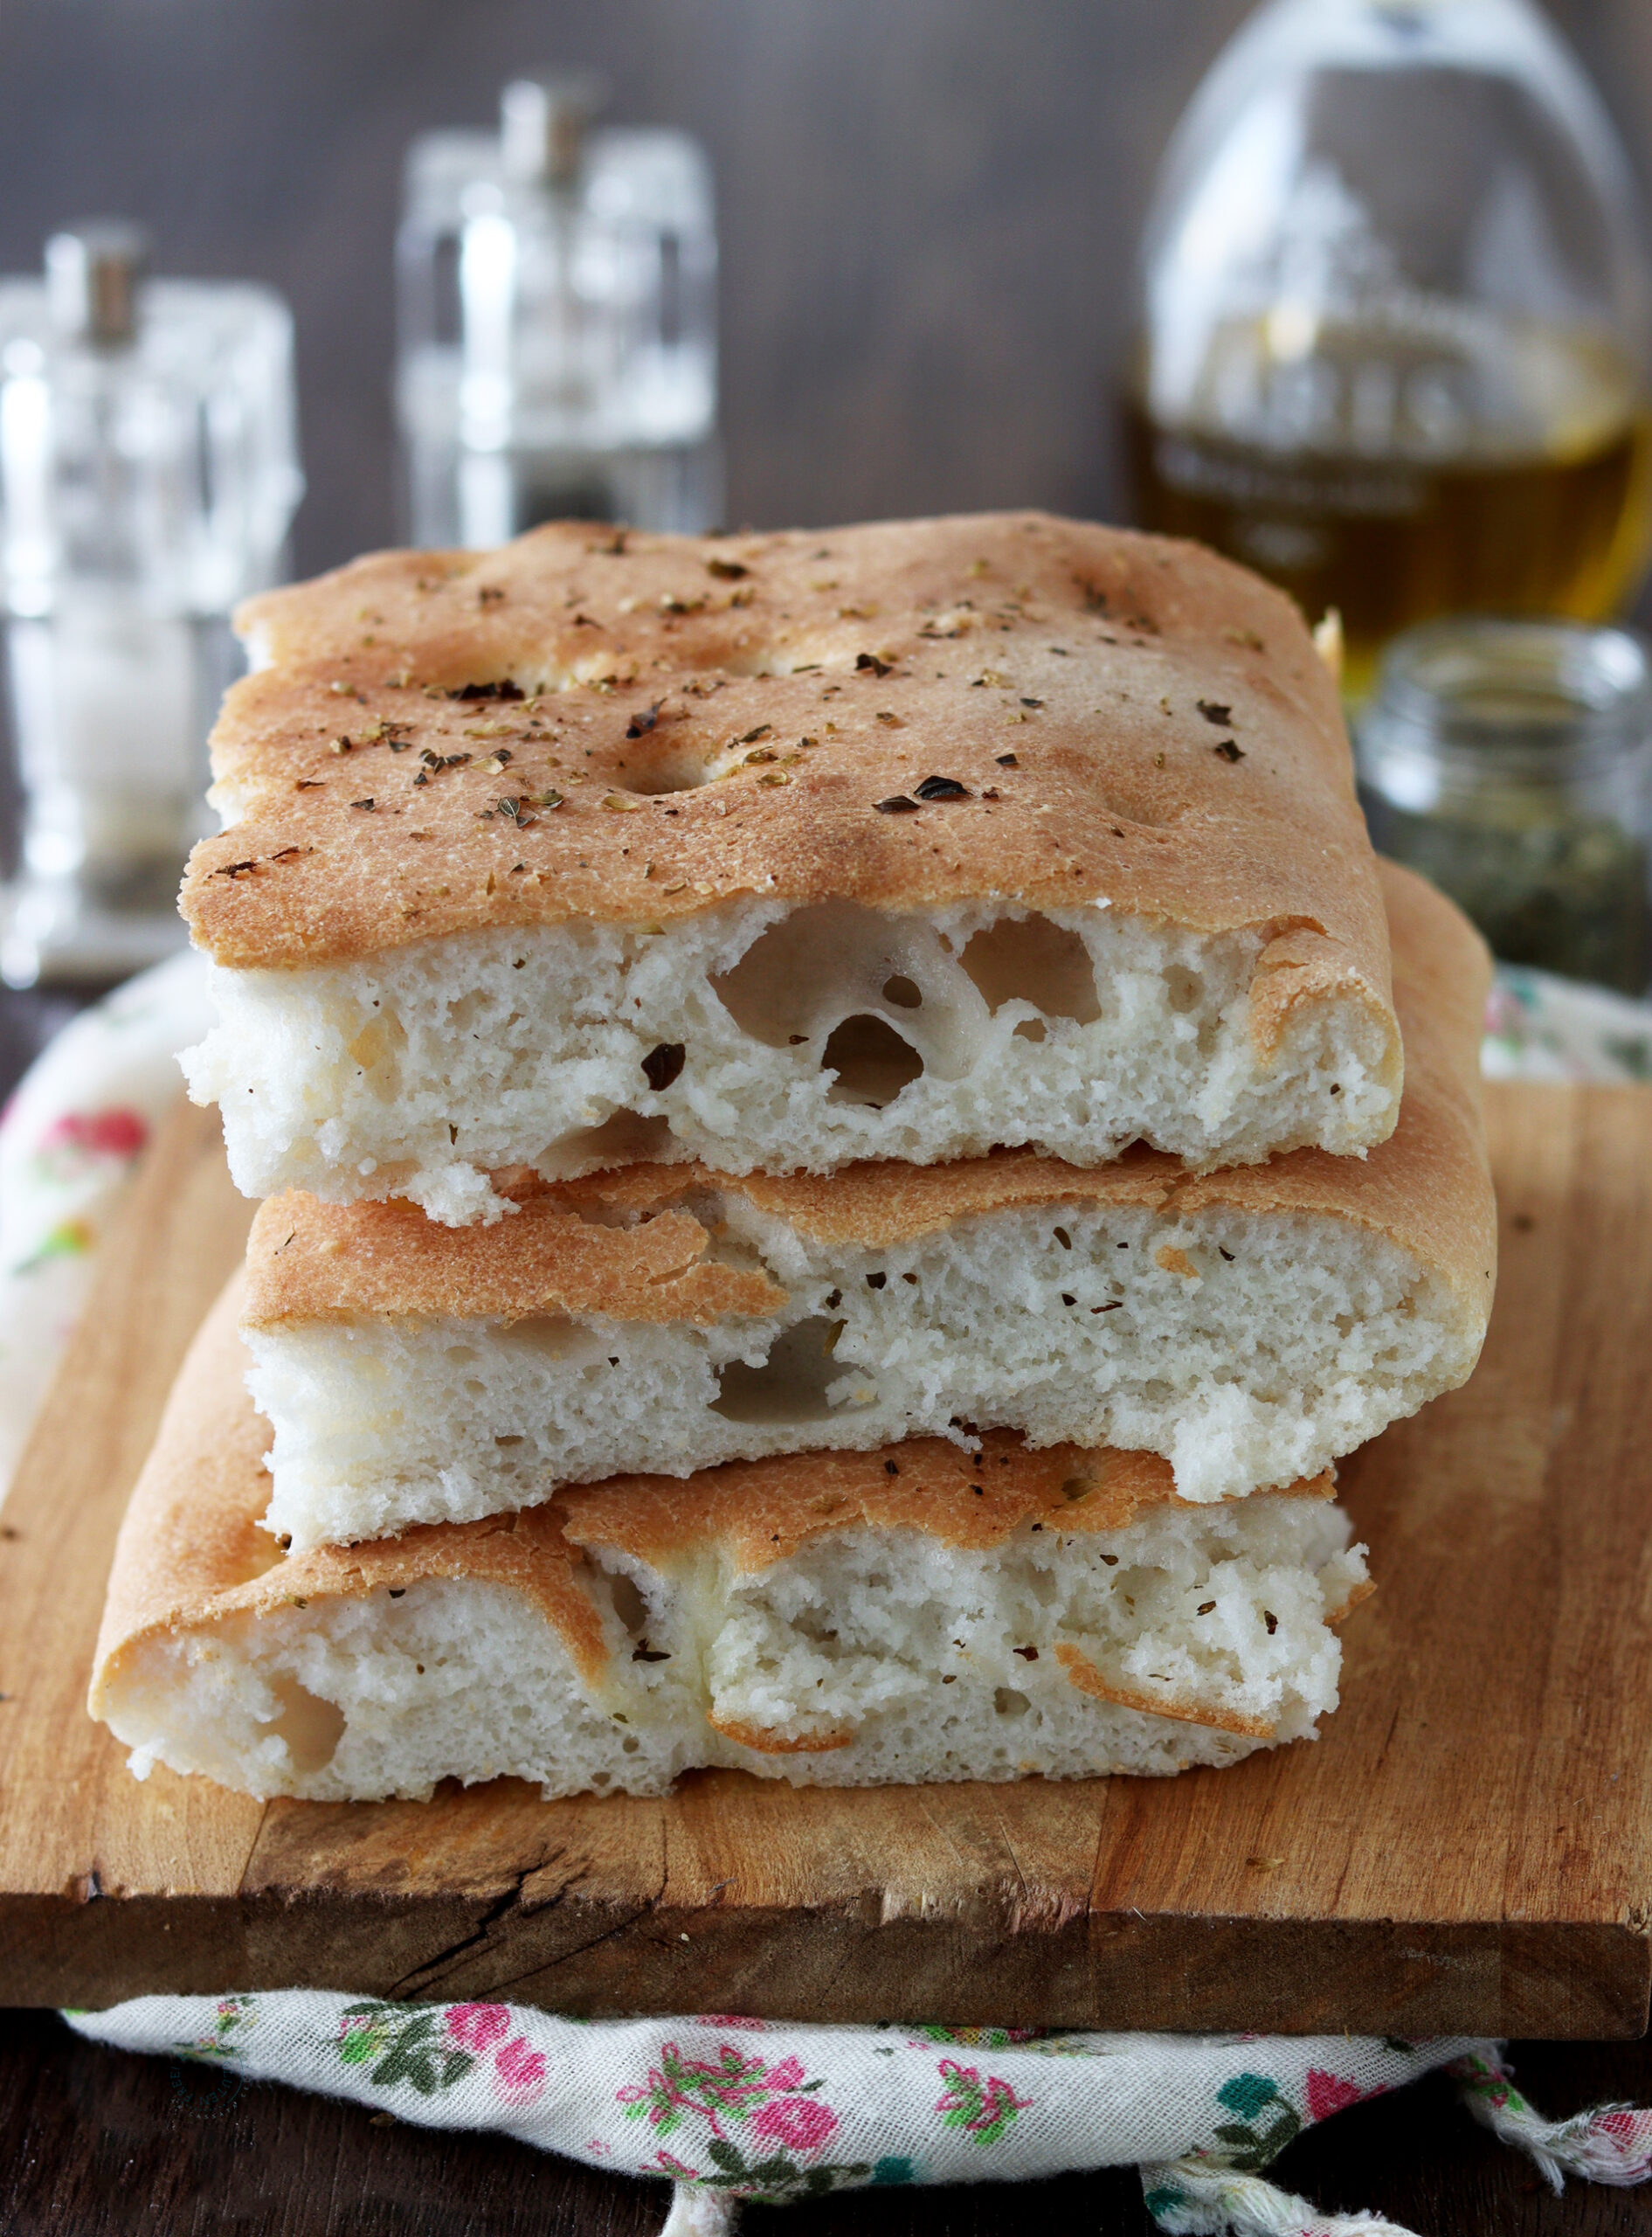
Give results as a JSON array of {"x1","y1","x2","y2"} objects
[{"x1": 934, "y1": 2060, "x2": 1030, "y2": 2147}]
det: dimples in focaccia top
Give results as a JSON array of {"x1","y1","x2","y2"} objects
[{"x1": 180, "y1": 511, "x2": 1402, "y2": 1226}]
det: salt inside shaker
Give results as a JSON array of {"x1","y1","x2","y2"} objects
[{"x1": 0, "y1": 223, "x2": 302, "y2": 985}]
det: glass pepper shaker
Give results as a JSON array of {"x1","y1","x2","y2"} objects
[
  {"x1": 395, "y1": 77, "x2": 720, "y2": 548},
  {"x1": 1358, "y1": 618, "x2": 1652, "y2": 992}
]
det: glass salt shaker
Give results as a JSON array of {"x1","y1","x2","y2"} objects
[
  {"x1": 396, "y1": 76, "x2": 720, "y2": 547},
  {"x1": 1128, "y1": 0, "x2": 1652, "y2": 698},
  {"x1": 1358, "y1": 618, "x2": 1652, "y2": 992},
  {"x1": 0, "y1": 222, "x2": 302, "y2": 986}
]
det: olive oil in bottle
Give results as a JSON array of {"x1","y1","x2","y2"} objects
[{"x1": 1126, "y1": 315, "x2": 1652, "y2": 698}]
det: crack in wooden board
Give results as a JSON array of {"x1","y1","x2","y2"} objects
[{"x1": 0, "y1": 1088, "x2": 1649, "y2": 2034}]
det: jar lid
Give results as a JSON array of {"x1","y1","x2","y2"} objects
[{"x1": 1367, "y1": 617, "x2": 1652, "y2": 773}]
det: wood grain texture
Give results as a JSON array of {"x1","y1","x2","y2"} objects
[{"x1": 2, "y1": 1084, "x2": 1650, "y2": 2037}]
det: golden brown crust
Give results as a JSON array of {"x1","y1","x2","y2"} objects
[
  {"x1": 1324, "y1": 1576, "x2": 1378, "y2": 1628},
  {"x1": 1051, "y1": 1645, "x2": 1275, "y2": 1739},
  {"x1": 243, "y1": 1185, "x2": 789, "y2": 1326},
  {"x1": 91, "y1": 1285, "x2": 1335, "y2": 1708},
  {"x1": 556, "y1": 1435, "x2": 1311, "y2": 1573},
  {"x1": 241, "y1": 857, "x2": 1494, "y2": 1340},
  {"x1": 704, "y1": 1714, "x2": 855, "y2": 1756},
  {"x1": 89, "y1": 1283, "x2": 611, "y2": 1704},
  {"x1": 182, "y1": 514, "x2": 1394, "y2": 1073}
]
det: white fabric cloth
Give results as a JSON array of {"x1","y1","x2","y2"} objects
[
  {"x1": 59, "y1": 2000, "x2": 1652, "y2": 2233},
  {"x1": 63, "y1": 1998, "x2": 1484, "y2": 2198},
  {"x1": 0, "y1": 949, "x2": 211, "y2": 1499}
]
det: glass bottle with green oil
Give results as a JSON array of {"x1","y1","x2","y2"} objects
[
  {"x1": 1358, "y1": 620, "x2": 1652, "y2": 993},
  {"x1": 1127, "y1": 0, "x2": 1652, "y2": 698}
]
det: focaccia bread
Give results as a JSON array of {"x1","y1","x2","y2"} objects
[
  {"x1": 180, "y1": 512, "x2": 1400, "y2": 1220},
  {"x1": 240, "y1": 858, "x2": 1492, "y2": 1547},
  {"x1": 90, "y1": 1286, "x2": 1369, "y2": 1803}
]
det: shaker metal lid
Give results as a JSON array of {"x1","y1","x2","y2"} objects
[
  {"x1": 498, "y1": 75, "x2": 605, "y2": 189},
  {"x1": 44, "y1": 219, "x2": 151, "y2": 346}
]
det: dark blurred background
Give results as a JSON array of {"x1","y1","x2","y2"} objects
[{"x1": 0, "y1": 0, "x2": 1645, "y2": 579}]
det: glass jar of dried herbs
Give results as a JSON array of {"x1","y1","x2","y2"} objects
[{"x1": 1358, "y1": 618, "x2": 1652, "y2": 993}]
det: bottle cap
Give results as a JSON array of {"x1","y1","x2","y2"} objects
[
  {"x1": 44, "y1": 220, "x2": 151, "y2": 346},
  {"x1": 499, "y1": 74, "x2": 605, "y2": 189}
]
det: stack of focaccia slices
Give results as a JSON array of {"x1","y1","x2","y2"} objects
[{"x1": 92, "y1": 511, "x2": 1496, "y2": 1803}]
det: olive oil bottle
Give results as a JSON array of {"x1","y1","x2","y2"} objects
[{"x1": 1130, "y1": 0, "x2": 1652, "y2": 696}]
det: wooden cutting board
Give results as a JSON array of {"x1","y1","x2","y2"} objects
[{"x1": 0, "y1": 1087, "x2": 1649, "y2": 2038}]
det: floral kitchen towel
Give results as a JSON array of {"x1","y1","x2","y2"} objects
[
  {"x1": 0, "y1": 948, "x2": 211, "y2": 1499},
  {"x1": 1482, "y1": 965, "x2": 1652, "y2": 1083},
  {"x1": 61, "y1": 1998, "x2": 1652, "y2": 2236}
]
